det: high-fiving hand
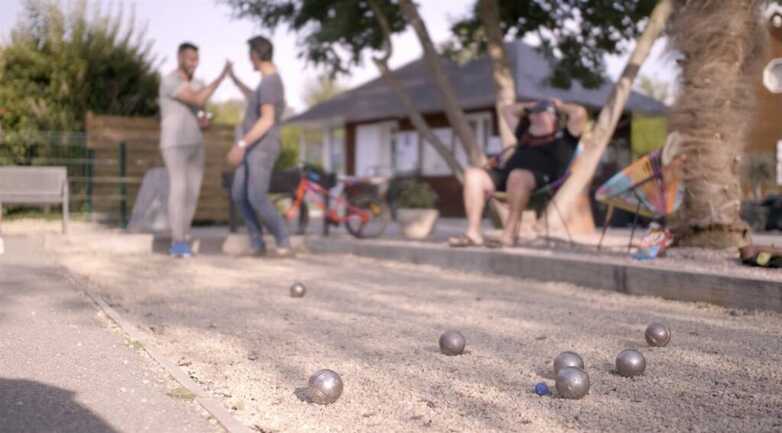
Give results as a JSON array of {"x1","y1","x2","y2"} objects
[{"x1": 220, "y1": 60, "x2": 233, "y2": 81}]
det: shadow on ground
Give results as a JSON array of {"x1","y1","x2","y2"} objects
[{"x1": 0, "y1": 378, "x2": 118, "y2": 433}]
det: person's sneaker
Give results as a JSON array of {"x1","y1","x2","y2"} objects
[
  {"x1": 243, "y1": 237, "x2": 267, "y2": 257},
  {"x1": 169, "y1": 241, "x2": 193, "y2": 258},
  {"x1": 270, "y1": 247, "x2": 296, "y2": 259}
]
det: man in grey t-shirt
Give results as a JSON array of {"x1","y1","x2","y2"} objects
[
  {"x1": 226, "y1": 35, "x2": 291, "y2": 257},
  {"x1": 159, "y1": 42, "x2": 229, "y2": 257}
]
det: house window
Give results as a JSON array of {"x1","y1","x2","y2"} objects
[
  {"x1": 420, "y1": 112, "x2": 495, "y2": 176},
  {"x1": 328, "y1": 127, "x2": 345, "y2": 175},
  {"x1": 393, "y1": 129, "x2": 419, "y2": 175},
  {"x1": 421, "y1": 128, "x2": 454, "y2": 176},
  {"x1": 355, "y1": 122, "x2": 396, "y2": 177}
]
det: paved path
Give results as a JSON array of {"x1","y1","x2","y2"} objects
[{"x1": 0, "y1": 236, "x2": 224, "y2": 433}]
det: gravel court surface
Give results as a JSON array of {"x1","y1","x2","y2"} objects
[{"x1": 56, "y1": 250, "x2": 782, "y2": 433}]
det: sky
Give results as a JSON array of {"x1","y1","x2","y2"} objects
[{"x1": 0, "y1": 0, "x2": 675, "y2": 112}]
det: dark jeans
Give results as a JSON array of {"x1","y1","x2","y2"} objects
[{"x1": 231, "y1": 145, "x2": 290, "y2": 250}]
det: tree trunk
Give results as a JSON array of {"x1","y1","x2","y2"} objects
[
  {"x1": 367, "y1": 0, "x2": 463, "y2": 182},
  {"x1": 541, "y1": 0, "x2": 674, "y2": 232},
  {"x1": 399, "y1": 0, "x2": 484, "y2": 166},
  {"x1": 669, "y1": 0, "x2": 767, "y2": 248},
  {"x1": 478, "y1": 0, "x2": 517, "y2": 150},
  {"x1": 374, "y1": 59, "x2": 465, "y2": 183}
]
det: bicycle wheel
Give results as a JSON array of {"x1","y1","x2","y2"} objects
[
  {"x1": 343, "y1": 192, "x2": 390, "y2": 239},
  {"x1": 272, "y1": 193, "x2": 309, "y2": 235}
]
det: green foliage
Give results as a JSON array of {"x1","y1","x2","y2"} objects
[
  {"x1": 207, "y1": 99, "x2": 246, "y2": 125},
  {"x1": 222, "y1": 0, "x2": 658, "y2": 90},
  {"x1": 450, "y1": 0, "x2": 658, "y2": 89},
  {"x1": 0, "y1": 0, "x2": 159, "y2": 164},
  {"x1": 631, "y1": 114, "x2": 667, "y2": 158},
  {"x1": 396, "y1": 178, "x2": 438, "y2": 209},
  {"x1": 221, "y1": 0, "x2": 406, "y2": 76},
  {"x1": 302, "y1": 74, "x2": 347, "y2": 108},
  {"x1": 276, "y1": 125, "x2": 301, "y2": 171}
]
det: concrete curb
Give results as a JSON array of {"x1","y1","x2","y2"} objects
[
  {"x1": 61, "y1": 271, "x2": 255, "y2": 433},
  {"x1": 307, "y1": 237, "x2": 782, "y2": 313},
  {"x1": 44, "y1": 233, "x2": 154, "y2": 254}
]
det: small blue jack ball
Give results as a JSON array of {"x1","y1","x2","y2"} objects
[{"x1": 534, "y1": 382, "x2": 551, "y2": 396}]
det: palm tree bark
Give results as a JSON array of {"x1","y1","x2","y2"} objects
[
  {"x1": 478, "y1": 0, "x2": 517, "y2": 150},
  {"x1": 542, "y1": 0, "x2": 674, "y2": 232},
  {"x1": 669, "y1": 0, "x2": 767, "y2": 248},
  {"x1": 399, "y1": 0, "x2": 484, "y2": 166}
]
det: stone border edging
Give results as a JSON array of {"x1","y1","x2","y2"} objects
[
  {"x1": 307, "y1": 238, "x2": 782, "y2": 312},
  {"x1": 61, "y1": 271, "x2": 255, "y2": 433}
]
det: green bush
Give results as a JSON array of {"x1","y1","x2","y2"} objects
[
  {"x1": 396, "y1": 179, "x2": 438, "y2": 209},
  {"x1": 631, "y1": 114, "x2": 667, "y2": 159},
  {"x1": 0, "y1": 0, "x2": 160, "y2": 164}
]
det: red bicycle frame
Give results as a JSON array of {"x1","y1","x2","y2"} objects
[{"x1": 285, "y1": 175, "x2": 374, "y2": 225}]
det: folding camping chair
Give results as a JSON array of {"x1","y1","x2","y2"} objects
[
  {"x1": 490, "y1": 143, "x2": 584, "y2": 245},
  {"x1": 595, "y1": 135, "x2": 685, "y2": 251}
]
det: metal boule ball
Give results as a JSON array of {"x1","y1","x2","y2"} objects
[
  {"x1": 555, "y1": 367, "x2": 590, "y2": 399},
  {"x1": 290, "y1": 282, "x2": 306, "y2": 298},
  {"x1": 307, "y1": 369, "x2": 343, "y2": 405},
  {"x1": 645, "y1": 322, "x2": 671, "y2": 347},
  {"x1": 553, "y1": 351, "x2": 584, "y2": 376},
  {"x1": 439, "y1": 330, "x2": 466, "y2": 356},
  {"x1": 616, "y1": 349, "x2": 646, "y2": 377}
]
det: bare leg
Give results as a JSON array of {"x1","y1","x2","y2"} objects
[
  {"x1": 462, "y1": 167, "x2": 495, "y2": 242},
  {"x1": 501, "y1": 169, "x2": 535, "y2": 245}
]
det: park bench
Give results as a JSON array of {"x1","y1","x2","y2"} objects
[{"x1": 0, "y1": 166, "x2": 70, "y2": 234}]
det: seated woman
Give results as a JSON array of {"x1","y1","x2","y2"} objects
[{"x1": 449, "y1": 98, "x2": 588, "y2": 248}]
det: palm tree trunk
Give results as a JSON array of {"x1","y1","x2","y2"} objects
[{"x1": 669, "y1": 0, "x2": 767, "y2": 248}]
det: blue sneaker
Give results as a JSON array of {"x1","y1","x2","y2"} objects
[{"x1": 169, "y1": 241, "x2": 193, "y2": 258}]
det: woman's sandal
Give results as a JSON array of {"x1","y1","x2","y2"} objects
[{"x1": 448, "y1": 235, "x2": 484, "y2": 248}]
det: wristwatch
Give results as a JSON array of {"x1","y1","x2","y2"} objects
[{"x1": 237, "y1": 139, "x2": 247, "y2": 149}]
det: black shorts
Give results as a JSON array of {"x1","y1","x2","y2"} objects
[{"x1": 488, "y1": 167, "x2": 552, "y2": 193}]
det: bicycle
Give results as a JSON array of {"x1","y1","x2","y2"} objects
[{"x1": 277, "y1": 165, "x2": 390, "y2": 239}]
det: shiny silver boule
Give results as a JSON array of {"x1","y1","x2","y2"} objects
[
  {"x1": 555, "y1": 367, "x2": 590, "y2": 399},
  {"x1": 645, "y1": 322, "x2": 671, "y2": 347},
  {"x1": 439, "y1": 330, "x2": 466, "y2": 356},
  {"x1": 553, "y1": 351, "x2": 584, "y2": 375},
  {"x1": 290, "y1": 282, "x2": 306, "y2": 298},
  {"x1": 307, "y1": 369, "x2": 343, "y2": 405},
  {"x1": 616, "y1": 349, "x2": 646, "y2": 377}
]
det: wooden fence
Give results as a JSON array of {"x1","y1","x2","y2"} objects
[{"x1": 85, "y1": 113, "x2": 235, "y2": 224}]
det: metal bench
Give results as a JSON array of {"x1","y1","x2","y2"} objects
[{"x1": 0, "y1": 166, "x2": 70, "y2": 234}]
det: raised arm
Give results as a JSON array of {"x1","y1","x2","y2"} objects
[
  {"x1": 552, "y1": 98, "x2": 588, "y2": 137},
  {"x1": 174, "y1": 61, "x2": 230, "y2": 108},
  {"x1": 228, "y1": 66, "x2": 253, "y2": 100},
  {"x1": 500, "y1": 101, "x2": 537, "y2": 133}
]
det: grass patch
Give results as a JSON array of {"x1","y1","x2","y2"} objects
[
  {"x1": 128, "y1": 339, "x2": 145, "y2": 350},
  {"x1": 166, "y1": 386, "x2": 196, "y2": 401}
]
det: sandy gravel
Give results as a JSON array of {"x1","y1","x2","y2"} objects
[{"x1": 55, "y1": 248, "x2": 782, "y2": 433}]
